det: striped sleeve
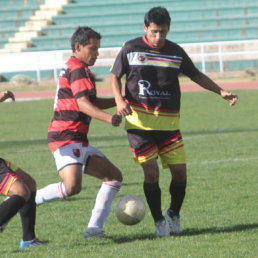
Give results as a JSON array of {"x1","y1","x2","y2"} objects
[{"x1": 69, "y1": 67, "x2": 96, "y2": 99}]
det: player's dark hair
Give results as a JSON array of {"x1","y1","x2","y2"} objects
[
  {"x1": 71, "y1": 26, "x2": 101, "y2": 52},
  {"x1": 144, "y1": 6, "x2": 171, "y2": 29}
]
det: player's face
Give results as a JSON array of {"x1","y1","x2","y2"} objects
[
  {"x1": 75, "y1": 38, "x2": 100, "y2": 66},
  {"x1": 144, "y1": 22, "x2": 169, "y2": 47}
]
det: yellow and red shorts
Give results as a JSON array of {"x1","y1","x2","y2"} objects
[
  {"x1": 127, "y1": 129, "x2": 186, "y2": 169},
  {"x1": 0, "y1": 158, "x2": 19, "y2": 195}
]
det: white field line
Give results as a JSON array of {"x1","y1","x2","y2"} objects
[
  {"x1": 188, "y1": 156, "x2": 258, "y2": 165},
  {"x1": 5, "y1": 98, "x2": 45, "y2": 102},
  {"x1": 17, "y1": 98, "x2": 46, "y2": 102},
  {"x1": 2, "y1": 150, "x2": 258, "y2": 173}
]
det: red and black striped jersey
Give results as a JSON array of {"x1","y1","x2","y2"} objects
[
  {"x1": 48, "y1": 56, "x2": 96, "y2": 152},
  {"x1": 111, "y1": 36, "x2": 199, "y2": 131}
]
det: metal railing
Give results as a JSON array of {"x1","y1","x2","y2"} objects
[{"x1": 0, "y1": 39, "x2": 257, "y2": 82}]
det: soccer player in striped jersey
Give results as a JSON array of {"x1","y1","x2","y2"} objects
[
  {"x1": 111, "y1": 7, "x2": 238, "y2": 237},
  {"x1": 0, "y1": 90, "x2": 45, "y2": 248},
  {"x1": 35, "y1": 27, "x2": 123, "y2": 239}
]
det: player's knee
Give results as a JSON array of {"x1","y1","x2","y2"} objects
[
  {"x1": 144, "y1": 172, "x2": 158, "y2": 183},
  {"x1": 102, "y1": 167, "x2": 123, "y2": 182},
  {"x1": 142, "y1": 163, "x2": 159, "y2": 183},
  {"x1": 113, "y1": 169, "x2": 123, "y2": 182},
  {"x1": 65, "y1": 184, "x2": 81, "y2": 196},
  {"x1": 11, "y1": 183, "x2": 31, "y2": 202},
  {"x1": 28, "y1": 177, "x2": 37, "y2": 192},
  {"x1": 169, "y1": 164, "x2": 187, "y2": 181},
  {"x1": 23, "y1": 190, "x2": 31, "y2": 202},
  {"x1": 18, "y1": 190, "x2": 31, "y2": 202},
  {"x1": 118, "y1": 172, "x2": 123, "y2": 183},
  {"x1": 144, "y1": 170, "x2": 159, "y2": 183}
]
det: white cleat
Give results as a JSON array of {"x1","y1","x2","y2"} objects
[
  {"x1": 155, "y1": 218, "x2": 170, "y2": 237},
  {"x1": 165, "y1": 209, "x2": 182, "y2": 234},
  {"x1": 83, "y1": 227, "x2": 106, "y2": 239}
]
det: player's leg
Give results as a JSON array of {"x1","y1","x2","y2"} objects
[
  {"x1": 0, "y1": 161, "x2": 45, "y2": 247},
  {"x1": 59, "y1": 164, "x2": 83, "y2": 196},
  {"x1": 0, "y1": 179, "x2": 28, "y2": 232},
  {"x1": 15, "y1": 168, "x2": 45, "y2": 245},
  {"x1": 36, "y1": 143, "x2": 84, "y2": 205},
  {"x1": 84, "y1": 153, "x2": 122, "y2": 238},
  {"x1": 36, "y1": 164, "x2": 82, "y2": 205},
  {"x1": 141, "y1": 159, "x2": 163, "y2": 222},
  {"x1": 165, "y1": 164, "x2": 186, "y2": 234},
  {"x1": 141, "y1": 159, "x2": 169, "y2": 237},
  {"x1": 15, "y1": 168, "x2": 36, "y2": 241},
  {"x1": 127, "y1": 130, "x2": 169, "y2": 237},
  {"x1": 0, "y1": 158, "x2": 29, "y2": 231},
  {"x1": 15, "y1": 168, "x2": 36, "y2": 192},
  {"x1": 35, "y1": 182, "x2": 68, "y2": 205},
  {"x1": 158, "y1": 130, "x2": 187, "y2": 233},
  {"x1": 168, "y1": 164, "x2": 187, "y2": 217}
]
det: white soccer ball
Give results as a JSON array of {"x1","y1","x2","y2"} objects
[{"x1": 115, "y1": 194, "x2": 146, "y2": 225}]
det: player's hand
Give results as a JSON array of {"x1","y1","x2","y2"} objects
[
  {"x1": 117, "y1": 100, "x2": 132, "y2": 116},
  {"x1": 111, "y1": 113, "x2": 122, "y2": 127},
  {"x1": 220, "y1": 90, "x2": 238, "y2": 106},
  {"x1": 0, "y1": 90, "x2": 15, "y2": 102}
]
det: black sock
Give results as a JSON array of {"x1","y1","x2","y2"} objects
[
  {"x1": 0, "y1": 195, "x2": 26, "y2": 226},
  {"x1": 143, "y1": 182, "x2": 163, "y2": 222},
  {"x1": 169, "y1": 180, "x2": 186, "y2": 216},
  {"x1": 19, "y1": 192, "x2": 36, "y2": 241}
]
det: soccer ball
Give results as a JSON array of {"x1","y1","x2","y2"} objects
[{"x1": 115, "y1": 194, "x2": 146, "y2": 225}]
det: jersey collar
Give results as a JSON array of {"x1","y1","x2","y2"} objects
[{"x1": 142, "y1": 35, "x2": 166, "y2": 49}]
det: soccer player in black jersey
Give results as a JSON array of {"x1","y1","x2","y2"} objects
[
  {"x1": 111, "y1": 6, "x2": 238, "y2": 237},
  {"x1": 0, "y1": 90, "x2": 45, "y2": 248}
]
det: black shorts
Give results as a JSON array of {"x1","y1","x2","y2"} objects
[{"x1": 127, "y1": 129, "x2": 186, "y2": 168}]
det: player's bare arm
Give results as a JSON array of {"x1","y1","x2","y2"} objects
[
  {"x1": 191, "y1": 72, "x2": 238, "y2": 106},
  {"x1": 77, "y1": 95, "x2": 122, "y2": 127},
  {"x1": 110, "y1": 73, "x2": 132, "y2": 116},
  {"x1": 0, "y1": 90, "x2": 15, "y2": 102},
  {"x1": 93, "y1": 97, "x2": 116, "y2": 109}
]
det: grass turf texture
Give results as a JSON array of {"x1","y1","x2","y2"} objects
[{"x1": 0, "y1": 90, "x2": 257, "y2": 257}]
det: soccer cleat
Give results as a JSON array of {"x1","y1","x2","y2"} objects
[
  {"x1": 155, "y1": 218, "x2": 170, "y2": 237},
  {"x1": 83, "y1": 228, "x2": 106, "y2": 239},
  {"x1": 19, "y1": 238, "x2": 45, "y2": 248},
  {"x1": 165, "y1": 209, "x2": 183, "y2": 234}
]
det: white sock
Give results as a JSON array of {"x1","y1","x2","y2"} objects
[
  {"x1": 87, "y1": 181, "x2": 121, "y2": 231},
  {"x1": 35, "y1": 182, "x2": 68, "y2": 205}
]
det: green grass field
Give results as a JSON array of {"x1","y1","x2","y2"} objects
[{"x1": 0, "y1": 89, "x2": 257, "y2": 257}]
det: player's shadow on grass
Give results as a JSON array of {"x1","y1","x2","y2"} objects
[
  {"x1": 111, "y1": 223, "x2": 258, "y2": 243},
  {"x1": 175, "y1": 223, "x2": 258, "y2": 237},
  {"x1": 111, "y1": 233, "x2": 156, "y2": 243}
]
